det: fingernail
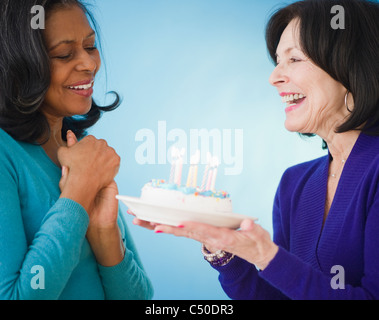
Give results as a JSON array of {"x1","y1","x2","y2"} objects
[
  {"x1": 61, "y1": 166, "x2": 67, "y2": 177},
  {"x1": 177, "y1": 225, "x2": 185, "y2": 228},
  {"x1": 155, "y1": 230, "x2": 163, "y2": 234},
  {"x1": 67, "y1": 130, "x2": 76, "y2": 139}
]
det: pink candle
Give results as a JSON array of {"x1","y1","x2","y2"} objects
[{"x1": 190, "y1": 150, "x2": 200, "y2": 188}]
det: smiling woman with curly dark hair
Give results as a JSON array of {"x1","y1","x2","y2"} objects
[
  {"x1": 0, "y1": 0, "x2": 120, "y2": 144},
  {"x1": 0, "y1": 0, "x2": 153, "y2": 300}
]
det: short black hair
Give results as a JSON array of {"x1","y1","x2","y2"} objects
[
  {"x1": 265, "y1": 0, "x2": 379, "y2": 136},
  {"x1": 0, "y1": 0, "x2": 120, "y2": 144}
]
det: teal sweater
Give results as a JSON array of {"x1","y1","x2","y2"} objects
[{"x1": 0, "y1": 129, "x2": 153, "y2": 300}]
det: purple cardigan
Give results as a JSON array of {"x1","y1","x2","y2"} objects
[{"x1": 213, "y1": 132, "x2": 379, "y2": 300}]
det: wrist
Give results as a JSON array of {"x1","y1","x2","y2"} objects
[
  {"x1": 255, "y1": 244, "x2": 279, "y2": 271},
  {"x1": 60, "y1": 174, "x2": 99, "y2": 212},
  {"x1": 202, "y1": 244, "x2": 235, "y2": 267}
]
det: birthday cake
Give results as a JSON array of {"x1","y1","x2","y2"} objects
[
  {"x1": 140, "y1": 149, "x2": 233, "y2": 214},
  {"x1": 141, "y1": 179, "x2": 232, "y2": 213}
]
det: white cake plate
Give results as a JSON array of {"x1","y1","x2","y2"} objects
[{"x1": 116, "y1": 195, "x2": 257, "y2": 229}]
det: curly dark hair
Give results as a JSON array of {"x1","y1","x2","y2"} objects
[
  {"x1": 0, "y1": 0, "x2": 120, "y2": 144},
  {"x1": 265, "y1": 0, "x2": 379, "y2": 138}
]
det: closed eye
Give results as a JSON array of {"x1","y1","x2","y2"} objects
[
  {"x1": 54, "y1": 54, "x2": 72, "y2": 60},
  {"x1": 290, "y1": 57, "x2": 302, "y2": 63},
  {"x1": 85, "y1": 46, "x2": 98, "y2": 52}
]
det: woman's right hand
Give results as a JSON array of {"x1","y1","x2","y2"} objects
[{"x1": 58, "y1": 130, "x2": 121, "y2": 213}]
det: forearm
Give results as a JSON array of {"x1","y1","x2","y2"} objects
[{"x1": 86, "y1": 226, "x2": 125, "y2": 267}]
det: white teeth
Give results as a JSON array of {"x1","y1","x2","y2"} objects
[
  {"x1": 281, "y1": 93, "x2": 306, "y2": 103},
  {"x1": 68, "y1": 81, "x2": 94, "y2": 90}
]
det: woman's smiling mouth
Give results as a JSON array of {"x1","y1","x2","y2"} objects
[
  {"x1": 65, "y1": 79, "x2": 94, "y2": 97},
  {"x1": 280, "y1": 92, "x2": 307, "y2": 113}
]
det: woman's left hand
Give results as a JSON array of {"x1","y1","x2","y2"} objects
[
  {"x1": 60, "y1": 131, "x2": 124, "y2": 267},
  {"x1": 154, "y1": 219, "x2": 279, "y2": 270}
]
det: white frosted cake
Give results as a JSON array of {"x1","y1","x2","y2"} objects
[{"x1": 141, "y1": 179, "x2": 232, "y2": 214}]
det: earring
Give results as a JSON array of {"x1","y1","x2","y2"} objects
[{"x1": 345, "y1": 91, "x2": 353, "y2": 113}]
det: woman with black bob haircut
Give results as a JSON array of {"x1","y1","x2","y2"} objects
[
  {"x1": 134, "y1": 0, "x2": 379, "y2": 300},
  {"x1": 266, "y1": 0, "x2": 379, "y2": 139},
  {"x1": 0, "y1": 0, "x2": 153, "y2": 299}
]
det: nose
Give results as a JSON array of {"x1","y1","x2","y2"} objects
[
  {"x1": 269, "y1": 64, "x2": 289, "y2": 87},
  {"x1": 75, "y1": 49, "x2": 98, "y2": 74}
]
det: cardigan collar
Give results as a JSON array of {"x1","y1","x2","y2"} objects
[
  {"x1": 291, "y1": 132, "x2": 379, "y2": 271},
  {"x1": 317, "y1": 132, "x2": 379, "y2": 271}
]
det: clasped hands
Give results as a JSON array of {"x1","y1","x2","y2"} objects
[{"x1": 58, "y1": 130, "x2": 124, "y2": 267}]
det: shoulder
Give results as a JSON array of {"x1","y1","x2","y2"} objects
[
  {"x1": 0, "y1": 128, "x2": 27, "y2": 178},
  {"x1": 0, "y1": 128, "x2": 14, "y2": 144},
  {"x1": 0, "y1": 129, "x2": 17, "y2": 159},
  {"x1": 280, "y1": 155, "x2": 327, "y2": 188},
  {"x1": 0, "y1": 128, "x2": 24, "y2": 159},
  {"x1": 0, "y1": 130, "x2": 19, "y2": 187},
  {"x1": 0, "y1": 128, "x2": 24, "y2": 151},
  {"x1": 274, "y1": 155, "x2": 327, "y2": 210}
]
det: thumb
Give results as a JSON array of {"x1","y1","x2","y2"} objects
[
  {"x1": 240, "y1": 219, "x2": 257, "y2": 231},
  {"x1": 66, "y1": 130, "x2": 78, "y2": 147}
]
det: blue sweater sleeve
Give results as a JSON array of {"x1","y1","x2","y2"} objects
[
  {"x1": 259, "y1": 196, "x2": 379, "y2": 300},
  {"x1": 0, "y1": 178, "x2": 89, "y2": 300},
  {"x1": 211, "y1": 185, "x2": 289, "y2": 300},
  {"x1": 97, "y1": 210, "x2": 154, "y2": 300}
]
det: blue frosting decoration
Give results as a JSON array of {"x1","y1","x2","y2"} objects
[{"x1": 149, "y1": 179, "x2": 230, "y2": 199}]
